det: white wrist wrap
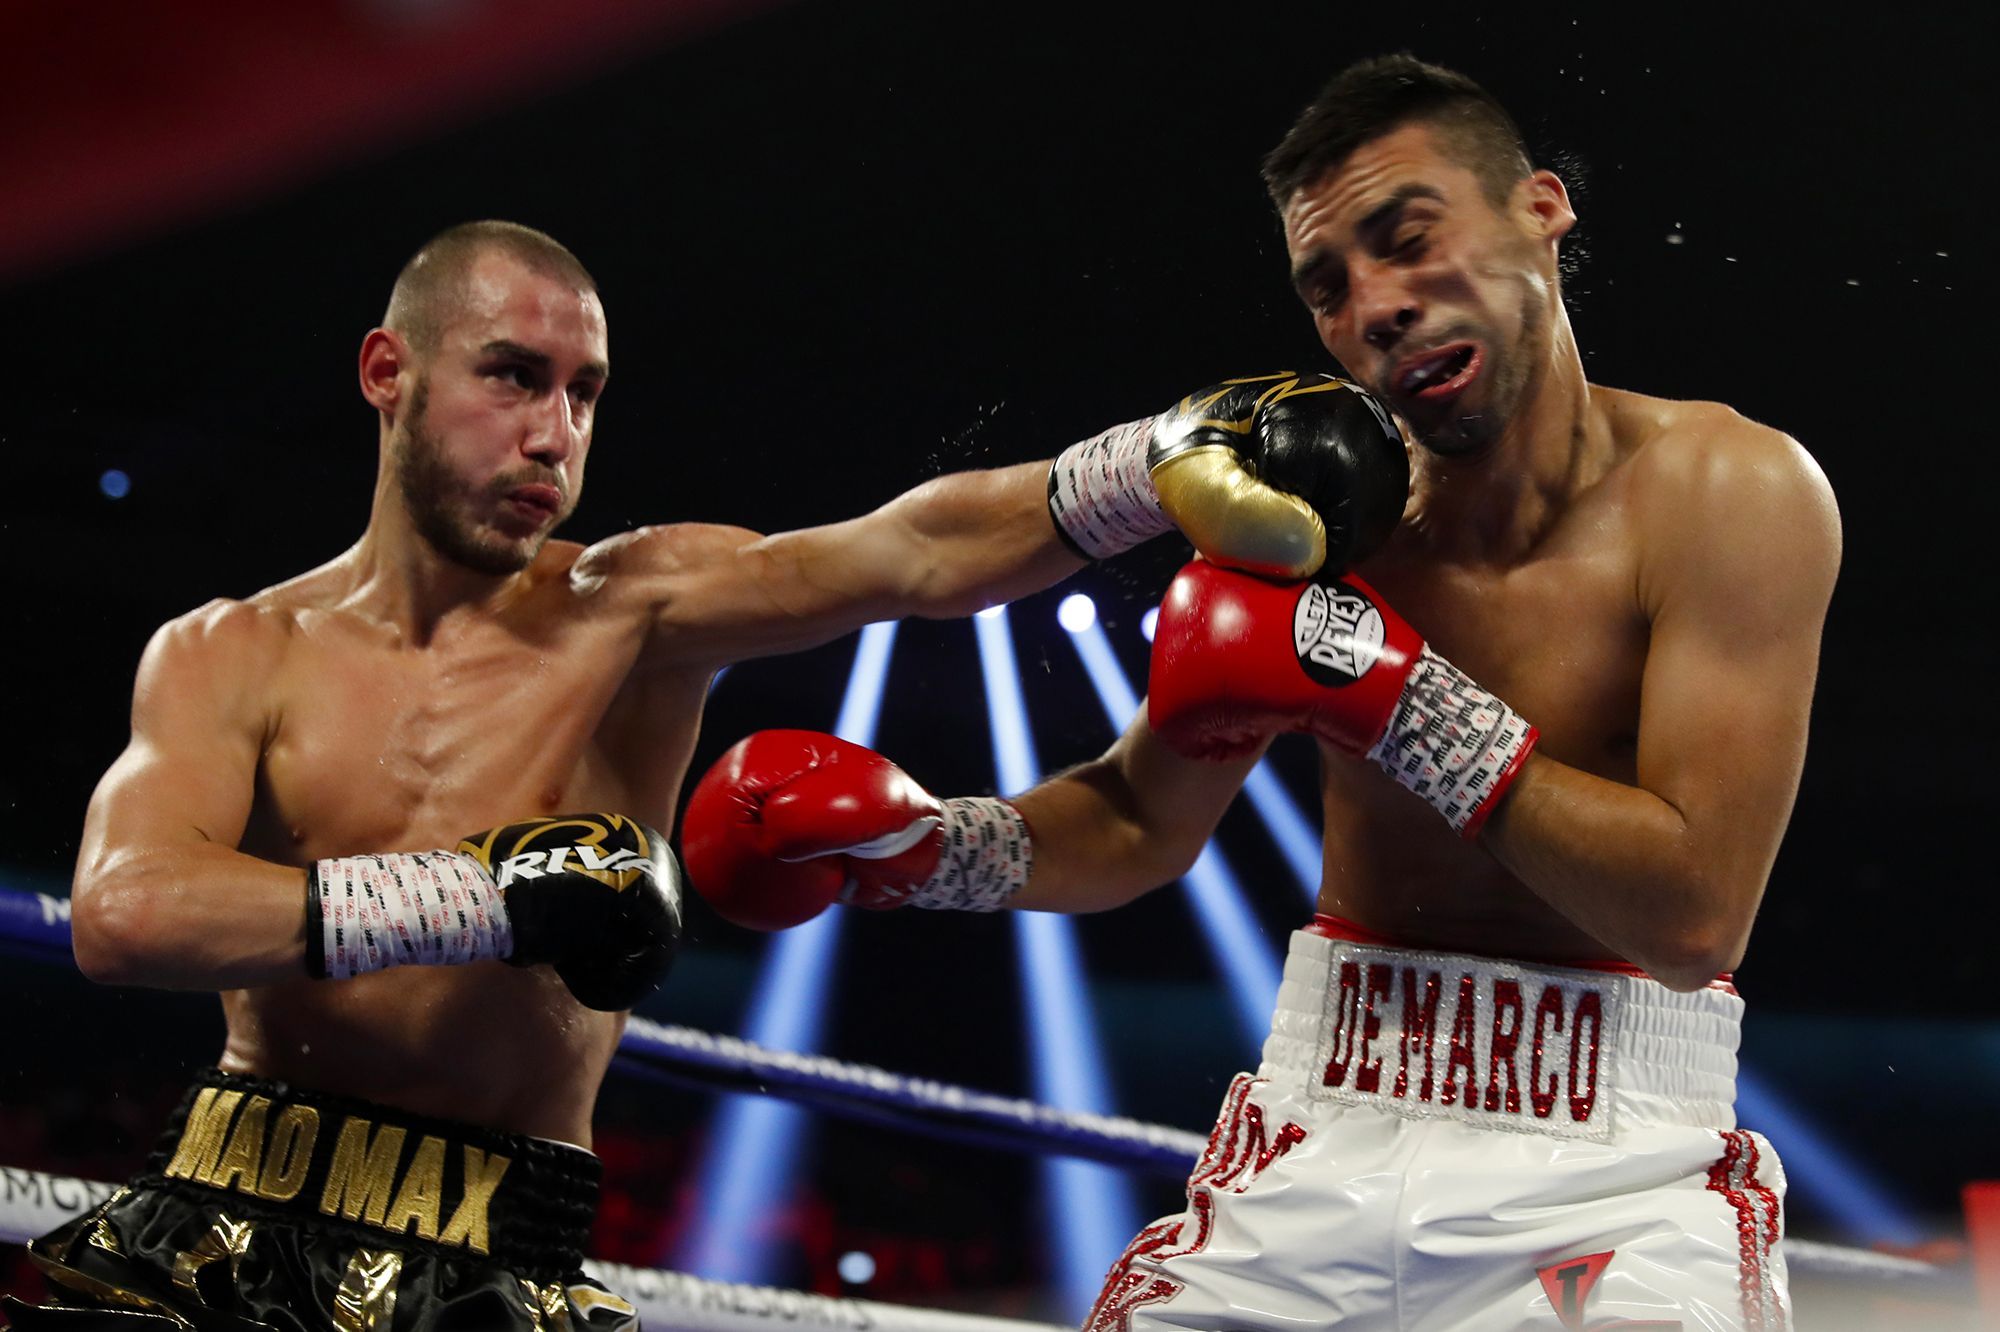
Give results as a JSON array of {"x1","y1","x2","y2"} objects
[
  {"x1": 1365, "y1": 645, "x2": 1537, "y2": 837},
  {"x1": 905, "y1": 797, "x2": 1033, "y2": 912},
  {"x1": 312, "y1": 850, "x2": 514, "y2": 979},
  {"x1": 1047, "y1": 417, "x2": 1173, "y2": 558}
]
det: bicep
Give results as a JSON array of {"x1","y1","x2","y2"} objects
[
  {"x1": 625, "y1": 518, "x2": 920, "y2": 669},
  {"x1": 1635, "y1": 438, "x2": 1840, "y2": 882},
  {"x1": 77, "y1": 618, "x2": 269, "y2": 887}
]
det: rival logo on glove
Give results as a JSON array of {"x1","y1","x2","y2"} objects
[
  {"x1": 1293, "y1": 581, "x2": 1386, "y2": 687},
  {"x1": 458, "y1": 814, "x2": 662, "y2": 893}
]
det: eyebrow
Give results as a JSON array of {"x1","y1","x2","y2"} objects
[
  {"x1": 1289, "y1": 183, "x2": 1447, "y2": 292},
  {"x1": 479, "y1": 339, "x2": 610, "y2": 383}
]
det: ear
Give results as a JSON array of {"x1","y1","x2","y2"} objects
[
  {"x1": 358, "y1": 328, "x2": 411, "y2": 418},
  {"x1": 1515, "y1": 169, "x2": 1576, "y2": 247}
]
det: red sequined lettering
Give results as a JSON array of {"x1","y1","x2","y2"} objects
[
  {"x1": 1354, "y1": 963, "x2": 1393, "y2": 1093},
  {"x1": 1568, "y1": 990, "x2": 1604, "y2": 1122},
  {"x1": 1393, "y1": 967, "x2": 1443, "y2": 1101},
  {"x1": 1439, "y1": 973, "x2": 1480, "y2": 1108},
  {"x1": 1529, "y1": 984, "x2": 1566, "y2": 1119},
  {"x1": 1321, "y1": 962, "x2": 1364, "y2": 1089},
  {"x1": 1483, "y1": 978, "x2": 1524, "y2": 1114}
]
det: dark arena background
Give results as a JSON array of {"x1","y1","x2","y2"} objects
[{"x1": 2, "y1": 2, "x2": 1993, "y2": 1328}]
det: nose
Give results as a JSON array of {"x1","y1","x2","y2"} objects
[
  {"x1": 522, "y1": 390, "x2": 580, "y2": 465},
  {"x1": 1355, "y1": 267, "x2": 1419, "y2": 353}
]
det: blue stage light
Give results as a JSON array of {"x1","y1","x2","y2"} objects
[
  {"x1": 1058, "y1": 593, "x2": 1097, "y2": 633},
  {"x1": 1241, "y1": 762, "x2": 1322, "y2": 901},
  {"x1": 1140, "y1": 606, "x2": 1158, "y2": 642},
  {"x1": 1736, "y1": 1062, "x2": 1924, "y2": 1246},
  {"x1": 669, "y1": 621, "x2": 899, "y2": 1282},
  {"x1": 1064, "y1": 618, "x2": 1283, "y2": 1052},
  {"x1": 974, "y1": 605, "x2": 1141, "y2": 1319},
  {"x1": 99, "y1": 469, "x2": 130, "y2": 499}
]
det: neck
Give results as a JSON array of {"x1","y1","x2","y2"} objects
[
  {"x1": 339, "y1": 468, "x2": 526, "y2": 643},
  {"x1": 1404, "y1": 308, "x2": 1607, "y2": 565}
]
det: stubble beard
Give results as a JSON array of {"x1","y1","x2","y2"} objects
[
  {"x1": 1413, "y1": 281, "x2": 1547, "y2": 461},
  {"x1": 395, "y1": 379, "x2": 558, "y2": 576}
]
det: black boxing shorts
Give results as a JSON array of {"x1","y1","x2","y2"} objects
[{"x1": 3, "y1": 1068, "x2": 639, "y2": 1330}]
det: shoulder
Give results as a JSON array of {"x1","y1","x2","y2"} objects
[
  {"x1": 1612, "y1": 395, "x2": 1842, "y2": 612},
  {"x1": 569, "y1": 523, "x2": 766, "y2": 596},
  {"x1": 1622, "y1": 396, "x2": 1837, "y2": 523},
  {"x1": 132, "y1": 599, "x2": 293, "y2": 727},
  {"x1": 147, "y1": 597, "x2": 296, "y2": 667}
]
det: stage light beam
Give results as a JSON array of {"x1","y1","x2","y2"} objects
[
  {"x1": 670, "y1": 620, "x2": 900, "y2": 1282},
  {"x1": 974, "y1": 605, "x2": 1141, "y2": 1320}
]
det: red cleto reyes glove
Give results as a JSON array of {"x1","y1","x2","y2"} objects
[
  {"x1": 681, "y1": 730, "x2": 1031, "y2": 930},
  {"x1": 1148, "y1": 560, "x2": 1538, "y2": 838}
]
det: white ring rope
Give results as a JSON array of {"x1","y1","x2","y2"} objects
[{"x1": 0, "y1": 884, "x2": 1959, "y2": 1297}]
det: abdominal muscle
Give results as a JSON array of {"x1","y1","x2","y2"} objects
[{"x1": 218, "y1": 963, "x2": 622, "y2": 1147}]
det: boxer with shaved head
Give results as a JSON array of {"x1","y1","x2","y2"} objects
[{"x1": 7, "y1": 219, "x2": 1396, "y2": 1329}]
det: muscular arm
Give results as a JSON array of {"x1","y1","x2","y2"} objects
[
  {"x1": 1481, "y1": 422, "x2": 1841, "y2": 990},
  {"x1": 1008, "y1": 711, "x2": 1267, "y2": 913},
  {"x1": 70, "y1": 602, "x2": 309, "y2": 989},
  {"x1": 608, "y1": 459, "x2": 1087, "y2": 667}
]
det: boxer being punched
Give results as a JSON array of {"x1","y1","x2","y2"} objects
[
  {"x1": 7, "y1": 221, "x2": 1383, "y2": 1330},
  {"x1": 684, "y1": 57, "x2": 1841, "y2": 1330}
]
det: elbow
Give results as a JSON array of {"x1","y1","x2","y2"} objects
[
  {"x1": 1641, "y1": 885, "x2": 1757, "y2": 992},
  {"x1": 70, "y1": 876, "x2": 156, "y2": 986}
]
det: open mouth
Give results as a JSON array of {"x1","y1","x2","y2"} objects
[{"x1": 1396, "y1": 344, "x2": 1479, "y2": 401}]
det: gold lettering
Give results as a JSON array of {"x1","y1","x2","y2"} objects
[
  {"x1": 384, "y1": 1136, "x2": 446, "y2": 1242},
  {"x1": 164, "y1": 1089, "x2": 242, "y2": 1184},
  {"x1": 438, "y1": 1147, "x2": 511, "y2": 1255},
  {"x1": 209, "y1": 1096, "x2": 270, "y2": 1193},
  {"x1": 253, "y1": 1105, "x2": 320, "y2": 1202},
  {"x1": 318, "y1": 1118, "x2": 408, "y2": 1228}
]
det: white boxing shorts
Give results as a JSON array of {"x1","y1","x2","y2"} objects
[{"x1": 1086, "y1": 917, "x2": 1787, "y2": 1332}]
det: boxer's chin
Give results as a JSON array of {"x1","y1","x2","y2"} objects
[
  {"x1": 1414, "y1": 410, "x2": 1502, "y2": 459},
  {"x1": 425, "y1": 506, "x2": 545, "y2": 575},
  {"x1": 407, "y1": 488, "x2": 548, "y2": 575}
]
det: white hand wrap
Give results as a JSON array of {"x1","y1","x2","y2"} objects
[
  {"x1": 1047, "y1": 417, "x2": 1174, "y2": 558},
  {"x1": 1365, "y1": 646, "x2": 1538, "y2": 838},
  {"x1": 904, "y1": 797, "x2": 1033, "y2": 912},
  {"x1": 310, "y1": 850, "x2": 514, "y2": 980}
]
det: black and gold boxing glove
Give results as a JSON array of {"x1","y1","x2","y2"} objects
[
  {"x1": 306, "y1": 813, "x2": 683, "y2": 1012},
  {"x1": 1046, "y1": 371, "x2": 1408, "y2": 578}
]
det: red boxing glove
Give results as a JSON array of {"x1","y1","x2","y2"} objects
[
  {"x1": 681, "y1": 730, "x2": 946, "y2": 931},
  {"x1": 1148, "y1": 561, "x2": 1538, "y2": 838}
]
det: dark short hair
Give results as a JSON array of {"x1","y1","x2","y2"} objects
[
  {"x1": 1261, "y1": 54, "x2": 1533, "y2": 212},
  {"x1": 383, "y1": 220, "x2": 598, "y2": 354}
]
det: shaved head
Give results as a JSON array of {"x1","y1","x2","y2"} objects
[{"x1": 384, "y1": 220, "x2": 598, "y2": 356}]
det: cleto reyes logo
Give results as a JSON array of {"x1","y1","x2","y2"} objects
[{"x1": 1292, "y1": 581, "x2": 1385, "y2": 687}]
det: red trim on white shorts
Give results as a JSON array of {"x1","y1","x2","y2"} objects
[
  {"x1": 1304, "y1": 913, "x2": 1738, "y2": 992},
  {"x1": 1706, "y1": 1128, "x2": 1787, "y2": 1330},
  {"x1": 1083, "y1": 1075, "x2": 1306, "y2": 1332}
]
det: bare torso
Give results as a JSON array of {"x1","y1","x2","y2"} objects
[
  {"x1": 218, "y1": 540, "x2": 708, "y2": 1145},
  {"x1": 1317, "y1": 386, "x2": 1685, "y2": 965}
]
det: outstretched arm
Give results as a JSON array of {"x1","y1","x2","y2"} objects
[
  {"x1": 613, "y1": 371, "x2": 1409, "y2": 669},
  {"x1": 679, "y1": 712, "x2": 1267, "y2": 929},
  {"x1": 629, "y1": 458, "x2": 1088, "y2": 668}
]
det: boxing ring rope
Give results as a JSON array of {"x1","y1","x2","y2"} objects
[{"x1": 0, "y1": 881, "x2": 1961, "y2": 1323}]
